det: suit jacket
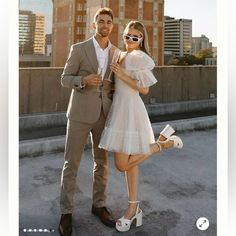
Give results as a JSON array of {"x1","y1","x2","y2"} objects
[{"x1": 61, "y1": 37, "x2": 117, "y2": 123}]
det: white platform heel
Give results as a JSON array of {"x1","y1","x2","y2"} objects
[
  {"x1": 116, "y1": 201, "x2": 142, "y2": 232},
  {"x1": 160, "y1": 124, "x2": 175, "y2": 138},
  {"x1": 156, "y1": 124, "x2": 183, "y2": 150}
]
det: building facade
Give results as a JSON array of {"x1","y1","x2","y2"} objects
[
  {"x1": 205, "y1": 57, "x2": 217, "y2": 65},
  {"x1": 45, "y1": 34, "x2": 52, "y2": 56},
  {"x1": 212, "y1": 46, "x2": 217, "y2": 58},
  {"x1": 191, "y1": 34, "x2": 212, "y2": 55},
  {"x1": 52, "y1": 0, "x2": 164, "y2": 66},
  {"x1": 19, "y1": 10, "x2": 46, "y2": 55},
  {"x1": 164, "y1": 16, "x2": 192, "y2": 57}
]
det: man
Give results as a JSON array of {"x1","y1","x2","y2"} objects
[{"x1": 59, "y1": 7, "x2": 116, "y2": 236}]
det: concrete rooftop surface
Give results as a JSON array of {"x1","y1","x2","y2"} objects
[{"x1": 19, "y1": 129, "x2": 216, "y2": 236}]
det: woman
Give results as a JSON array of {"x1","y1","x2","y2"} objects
[{"x1": 99, "y1": 21, "x2": 183, "y2": 232}]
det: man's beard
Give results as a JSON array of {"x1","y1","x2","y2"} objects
[{"x1": 97, "y1": 28, "x2": 109, "y2": 37}]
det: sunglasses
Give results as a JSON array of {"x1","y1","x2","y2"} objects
[{"x1": 123, "y1": 34, "x2": 143, "y2": 43}]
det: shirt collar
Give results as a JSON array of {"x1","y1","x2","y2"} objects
[{"x1": 92, "y1": 36, "x2": 112, "y2": 50}]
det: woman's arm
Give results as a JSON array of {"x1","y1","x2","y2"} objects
[
  {"x1": 119, "y1": 72, "x2": 149, "y2": 95},
  {"x1": 110, "y1": 63, "x2": 149, "y2": 95}
]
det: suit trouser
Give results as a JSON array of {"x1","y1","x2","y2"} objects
[{"x1": 60, "y1": 111, "x2": 108, "y2": 214}]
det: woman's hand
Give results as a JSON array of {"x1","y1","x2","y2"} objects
[
  {"x1": 110, "y1": 62, "x2": 149, "y2": 95},
  {"x1": 110, "y1": 63, "x2": 125, "y2": 79}
]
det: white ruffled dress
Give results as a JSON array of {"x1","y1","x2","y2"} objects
[{"x1": 99, "y1": 50, "x2": 157, "y2": 155}]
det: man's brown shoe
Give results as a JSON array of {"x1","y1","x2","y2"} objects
[
  {"x1": 91, "y1": 205, "x2": 116, "y2": 227},
  {"x1": 58, "y1": 214, "x2": 72, "y2": 236}
]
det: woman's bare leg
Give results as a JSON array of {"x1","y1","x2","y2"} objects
[
  {"x1": 114, "y1": 134, "x2": 176, "y2": 223},
  {"x1": 121, "y1": 166, "x2": 139, "y2": 222},
  {"x1": 114, "y1": 134, "x2": 174, "y2": 172},
  {"x1": 115, "y1": 154, "x2": 140, "y2": 224}
]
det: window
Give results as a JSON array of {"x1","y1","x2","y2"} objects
[
  {"x1": 77, "y1": 3, "x2": 83, "y2": 11},
  {"x1": 77, "y1": 15, "x2": 83, "y2": 22}
]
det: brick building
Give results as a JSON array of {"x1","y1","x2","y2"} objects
[{"x1": 51, "y1": 0, "x2": 164, "y2": 66}]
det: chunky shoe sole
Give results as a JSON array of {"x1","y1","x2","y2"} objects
[
  {"x1": 160, "y1": 124, "x2": 175, "y2": 139},
  {"x1": 116, "y1": 201, "x2": 142, "y2": 232}
]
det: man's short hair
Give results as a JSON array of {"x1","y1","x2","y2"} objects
[{"x1": 93, "y1": 7, "x2": 114, "y2": 22}]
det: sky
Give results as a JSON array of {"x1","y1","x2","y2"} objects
[
  {"x1": 19, "y1": 0, "x2": 53, "y2": 34},
  {"x1": 19, "y1": 0, "x2": 217, "y2": 46},
  {"x1": 165, "y1": 0, "x2": 217, "y2": 46}
]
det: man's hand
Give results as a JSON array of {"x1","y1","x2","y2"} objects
[{"x1": 82, "y1": 74, "x2": 102, "y2": 86}]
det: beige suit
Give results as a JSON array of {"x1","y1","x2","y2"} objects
[{"x1": 60, "y1": 37, "x2": 116, "y2": 214}]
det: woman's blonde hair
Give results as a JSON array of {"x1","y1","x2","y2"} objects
[{"x1": 123, "y1": 21, "x2": 150, "y2": 55}]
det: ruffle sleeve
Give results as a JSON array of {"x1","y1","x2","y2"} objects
[{"x1": 125, "y1": 50, "x2": 157, "y2": 87}]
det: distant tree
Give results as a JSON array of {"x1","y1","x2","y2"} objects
[
  {"x1": 176, "y1": 55, "x2": 203, "y2": 65},
  {"x1": 176, "y1": 57, "x2": 188, "y2": 65},
  {"x1": 166, "y1": 57, "x2": 179, "y2": 65},
  {"x1": 195, "y1": 48, "x2": 213, "y2": 59},
  {"x1": 167, "y1": 50, "x2": 214, "y2": 66}
]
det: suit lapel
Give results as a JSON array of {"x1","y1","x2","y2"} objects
[
  {"x1": 83, "y1": 39, "x2": 117, "y2": 77},
  {"x1": 83, "y1": 38, "x2": 98, "y2": 73}
]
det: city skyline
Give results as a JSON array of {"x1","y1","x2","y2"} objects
[
  {"x1": 165, "y1": 0, "x2": 217, "y2": 46},
  {"x1": 19, "y1": 0, "x2": 217, "y2": 46}
]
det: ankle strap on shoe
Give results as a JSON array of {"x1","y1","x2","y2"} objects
[
  {"x1": 155, "y1": 141, "x2": 162, "y2": 151},
  {"x1": 128, "y1": 200, "x2": 140, "y2": 203},
  {"x1": 128, "y1": 201, "x2": 140, "y2": 215}
]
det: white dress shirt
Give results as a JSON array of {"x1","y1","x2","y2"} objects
[{"x1": 92, "y1": 36, "x2": 112, "y2": 80}]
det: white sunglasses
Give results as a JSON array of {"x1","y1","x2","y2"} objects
[{"x1": 123, "y1": 34, "x2": 143, "y2": 43}]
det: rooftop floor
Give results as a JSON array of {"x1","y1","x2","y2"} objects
[{"x1": 19, "y1": 129, "x2": 216, "y2": 236}]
